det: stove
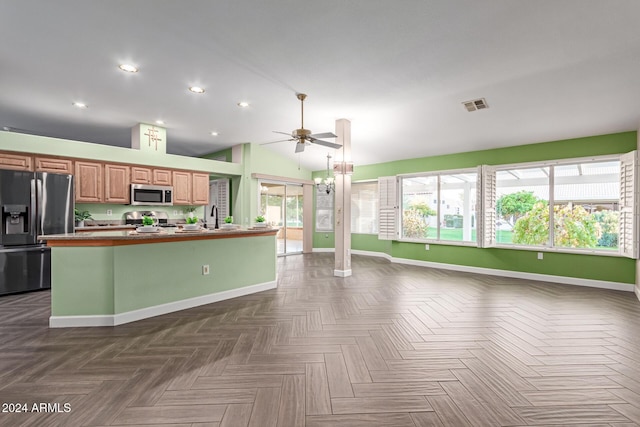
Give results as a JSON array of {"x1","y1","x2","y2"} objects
[{"x1": 124, "y1": 211, "x2": 176, "y2": 227}]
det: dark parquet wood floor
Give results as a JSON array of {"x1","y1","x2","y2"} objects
[{"x1": 2, "y1": 253, "x2": 640, "y2": 426}]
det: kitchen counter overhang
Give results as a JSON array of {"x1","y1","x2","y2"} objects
[
  {"x1": 42, "y1": 227, "x2": 278, "y2": 246},
  {"x1": 42, "y1": 228, "x2": 278, "y2": 327}
]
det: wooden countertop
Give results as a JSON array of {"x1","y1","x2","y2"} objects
[{"x1": 41, "y1": 227, "x2": 278, "y2": 247}]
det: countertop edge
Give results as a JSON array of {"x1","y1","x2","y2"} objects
[{"x1": 41, "y1": 228, "x2": 279, "y2": 247}]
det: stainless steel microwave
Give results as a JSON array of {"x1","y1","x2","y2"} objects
[{"x1": 130, "y1": 184, "x2": 173, "y2": 206}]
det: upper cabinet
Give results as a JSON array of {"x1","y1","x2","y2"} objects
[
  {"x1": 172, "y1": 171, "x2": 209, "y2": 205},
  {"x1": 130, "y1": 166, "x2": 152, "y2": 184},
  {"x1": 192, "y1": 173, "x2": 210, "y2": 206},
  {"x1": 172, "y1": 171, "x2": 192, "y2": 205},
  {"x1": 0, "y1": 152, "x2": 33, "y2": 171},
  {"x1": 35, "y1": 157, "x2": 73, "y2": 174},
  {"x1": 131, "y1": 166, "x2": 172, "y2": 186},
  {"x1": 104, "y1": 164, "x2": 130, "y2": 204},
  {"x1": 153, "y1": 169, "x2": 172, "y2": 186},
  {"x1": 75, "y1": 161, "x2": 103, "y2": 203}
]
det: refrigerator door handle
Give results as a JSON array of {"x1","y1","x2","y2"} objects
[{"x1": 30, "y1": 178, "x2": 38, "y2": 237}]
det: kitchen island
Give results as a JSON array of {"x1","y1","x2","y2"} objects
[{"x1": 42, "y1": 228, "x2": 278, "y2": 327}]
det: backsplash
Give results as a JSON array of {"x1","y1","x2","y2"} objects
[{"x1": 76, "y1": 203, "x2": 206, "y2": 223}]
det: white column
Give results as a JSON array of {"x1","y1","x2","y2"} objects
[{"x1": 334, "y1": 119, "x2": 352, "y2": 277}]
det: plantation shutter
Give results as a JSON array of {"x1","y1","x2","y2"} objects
[
  {"x1": 378, "y1": 176, "x2": 398, "y2": 240},
  {"x1": 475, "y1": 165, "x2": 484, "y2": 246},
  {"x1": 619, "y1": 151, "x2": 638, "y2": 259},
  {"x1": 208, "y1": 178, "x2": 229, "y2": 224},
  {"x1": 480, "y1": 165, "x2": 497, "y2": 248}
]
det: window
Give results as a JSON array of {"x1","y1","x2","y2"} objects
[
  {"x1": 351, "y1": 181, "x2": 378, "y2": 234},
  {"x1": 486, "y1": 153, "x2": 637, "y2": 257},
  {"x1": 495, "y1": 166, "x2": 550, "y2": 245},
  {"x1": 400, "y1": 170, "x2": 478, "y2": 243}
]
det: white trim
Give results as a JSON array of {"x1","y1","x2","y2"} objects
[
  {"x1": 313, "y1": 247, "x2": 334, "y2": 253},
  {"x1": 389, "y1": 256, "x2": 634, "y2": 292},
  {"x1": 313, "y1": 248, "x2": 634, "y2": 292},
  {"x1": 635, "y1": 285, "x2": 640, "y2": 302},
  {"x1": 351, "y1": 249, "x2": 386, "y2": 258},
  {"x1": 334, "y1": 269, "x2": 352, "y2": 277},
  {"x1": 49, "y1": 280, "x2": 277, "y2": 328}
]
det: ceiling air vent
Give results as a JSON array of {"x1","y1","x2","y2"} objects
[{"x1": 462, "y1": 98, "x2": 489, "y2": 112}]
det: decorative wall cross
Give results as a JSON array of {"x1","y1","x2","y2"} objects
[{"x1": 143, "y1": 126, "x2": 163, "y2": 151}]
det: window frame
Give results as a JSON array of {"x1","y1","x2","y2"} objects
[
  {"x1": 488, "y1": 153, "x2": 634, "y2": 257},
  {"x1": 397, "y1": 167, "x2": 480, "y2": 247}
]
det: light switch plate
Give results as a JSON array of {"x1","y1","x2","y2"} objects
[
  {"x1": 202, "y1": 265, "x2": 210, "y2": 275},
  {"x1": 537, "y1": 252, "x2": 543, "y2": 260}
]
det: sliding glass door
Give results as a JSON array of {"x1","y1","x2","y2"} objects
[{"x1": 260, "y1": 182, "x2": 304, "y2": 255}]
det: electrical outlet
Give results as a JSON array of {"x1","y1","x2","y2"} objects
[
  {"x1": 106, "y1": 209, "x2": 112, "y2": 216},
  {"x1": 425, "y1": 244, "x2": 430, "y2": 250},
  {"x1": 202, "y1": 265, "x2": 210, "y2": 275},
  {"x1": 173, "y1": 210, "x2": 178, "y2": 216},
  {"x1": 537, "y1": 252, "x2": 543, "y2": 260}
]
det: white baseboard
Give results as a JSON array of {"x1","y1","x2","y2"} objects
[
  {"x1": 636, "y1": 286, "x2": 640, "y2": 302},
  {"x1": 390, "y1": 256, "x2": 634, "y2": 292},
  {"x1": 312, "y1": 248, "x2": 334, "y2": 253},
  {"x1": 334, "y1": 269, "x2": 352, "y2": 277},
  {"x1": 313, "y1": 248, "x2": 634, "y2": 293},
  {"x1": 49, "y1": 280, "x2": 277, "y2": 328}
]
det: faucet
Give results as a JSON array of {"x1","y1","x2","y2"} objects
[{"x1": 210, "y1": 205, "x2": 219, "y2": 229}]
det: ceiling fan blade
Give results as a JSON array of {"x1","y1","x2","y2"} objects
[
  {"x1": 309, "y1": 132, "x2": 337, "y2": 139},
  {"x1": 295, "y1": 142, "x2": 305, "y2": 153},
  {"x1": 310, "y1": 139, "x2": 342, "y2": 149},
  {"x1": 273, "y1": 130, "x2": 293, "y2": 136},
  {"x1": 260, "y1": 139, "x2": 294, "y2": 145}
]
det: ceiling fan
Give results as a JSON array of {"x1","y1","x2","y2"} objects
[{"x1": 263, "y1": 93, "x2": 342, "y2": 153}]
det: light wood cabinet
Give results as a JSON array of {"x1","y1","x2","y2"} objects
[
  {"x1": 131, "y1": 166, "x2": 172, "y2": 186},
  {"x1": 130, "y1": 166, "x2": 152, "y2": 184},
  {"x1": 153, "y1": 169, "x2": 172, "y2": 186},
  {"x1": 192, "y1": 173, "x2": 210, "y2": 205},
  {"x1": 75, "y1": 161, "x2": 103, "y2": 203},
  {"x1": 35, "y1": 157, "x2": 73, "y2": 174},
  {"x1": 0, "y1": 152, "x2": 33, "y2": 171},
  {"x1": 104, "y1": 164, "x2": 130, "y2": 204},
  {"x1": 172, "y1": 171, "x2": 192, "y2": 205}
]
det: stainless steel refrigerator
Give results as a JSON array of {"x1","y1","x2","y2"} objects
[{"x1": 0, "y1": 170, "x2": 74, "y2": 296}]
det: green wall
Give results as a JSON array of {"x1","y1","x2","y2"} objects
[
  {"x1": 0, "y1": 132, "x2": 242, "y2": 176},
  {"x1": 233, "y1": 143, "x2": 312, "y2": 227},
  {"x1": 314, "y1": 131, "x2": 638, "y2": 284},
  {"x1": 51, "y1": 235, "x2": 277, "y2": 316}
]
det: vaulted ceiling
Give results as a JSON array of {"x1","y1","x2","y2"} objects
[{"x1": 1, "y1": 1, "x2": 639, "y2": 171}]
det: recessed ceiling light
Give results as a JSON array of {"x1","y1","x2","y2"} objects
[
  {"x1": 189, "y1": 86, "x2": 205, "y2": 94},
  {"x1": 72, "y1": 102, "x2": 88, "y2": 109},
  {"x1": 237, "y1": 101, "x2": 249, "y2": 108},
  {"x1": 210, "y1": 131, "x2": 219, "y2": 136},
  {"x1": 155, "y1": 120, "x2": 165, "y2": 125},
  {"x1": 118, "y1": 64, "x2": 138, "y2": 73}
]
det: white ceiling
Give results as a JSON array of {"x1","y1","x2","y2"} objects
[{"x1": 1, "y1": 1, "x2": 639, "y2": 171}]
